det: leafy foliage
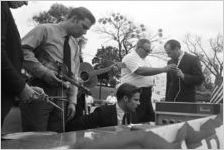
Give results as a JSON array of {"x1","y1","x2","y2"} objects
[
  {"x1": 94, "y1": 12, "x2": 147, "y2": 60},
  {"x1": 93, "y1": 12, "x2": 166, "y2": 86},
  {"x1": 92, "y1": 46, "x2": 120, "y2": 87},
  {"x1": 32, "y1": 3, "x2": 73, "y2": 24}
]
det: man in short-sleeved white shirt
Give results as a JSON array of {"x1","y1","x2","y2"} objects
[
  {"x1": 121, "y1": 39, "x2": 176, "y2": 123},
  {"x1": 121, "y1": 50, "x2": 154, "y2": 87},
  {"x1": 106, "y1": 91, "x2": 117, "y2": 105},
  {"x1": 85, "y1": 94, "x2": 94, "y2": 114}
]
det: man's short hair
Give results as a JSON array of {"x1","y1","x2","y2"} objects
[
  {"x1": 116, "y1": 83, "x2": 140, "y2": 102},
  {"x1": 164, "y1": 39, "x2": 181, "y2": 50},
  {"x1": 136, "y1": 39, "x2": 151, "y2": 49},
  {"x1": 67, "y1": 7, "x2": 96, "y2": 24}
]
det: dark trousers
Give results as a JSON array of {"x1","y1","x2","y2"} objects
[
  {"x1": 74, "y1": 93, "x2": 86, "y2": 119},
  {"x1": 19, "y1": 79, "x2": 68, "y2": 133},
  {"x1": 132, "y1": 86, "x2": 155, "y2": 123},
  {"x1": 65, "y1": 92, "x2": 85, "y2": 132}
]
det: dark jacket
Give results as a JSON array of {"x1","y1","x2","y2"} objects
[
  {"x1": 1, "y1": 2, "x2": 25, "y2": 121},
  {"x1": 66, "y1": 105, "x2": 118, "y2": 131},
  {"x1": 165, "y1": 52, "x2": 204, "y2": 102},
  {"x1": 66, "y1": 104, "x2": 137, "y2": 131}
]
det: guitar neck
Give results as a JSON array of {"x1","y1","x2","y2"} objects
[
  {"x1": 93, "y1": 64, "x2": 115, "y2": 75},
  {"x1": 61, "y1": 74, "x2": 90, "y2": 93}
]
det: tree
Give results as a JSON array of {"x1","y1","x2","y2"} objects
[
  {"x1": 92, "y1": 46, "x2": 120, "y2": 99},
  {"x1": 32, "y1": 3, "x2": 73, "y2": 24},
  {"x1": 95, "y1": 12, "x2": 166, "y2": 63},
  {"x1": 183, "y1": 33, "x2": 223, "y2": 86},
  {"x1": 202, "y1": 67, "x2": 213, "y2": 90},
  {"x1": 92, "y1": 46, "x2": 120, "y2": 87},
  {"x1": 93, "y1": 12, "x2": 166, "y2": 87},
  {"x1": 95, "y1": 12, "x2": 149, "y2": 61}
]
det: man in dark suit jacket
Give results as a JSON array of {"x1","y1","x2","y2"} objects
[
  {"x1": 164, "y1": 39, "x2": 204, "y2": 102},
  {"x1": 1, "y1": 1, "x2": 45, "y2": 124},
  {"x1": 66, "y1": 83, "x2": 140, "y2": 131}
]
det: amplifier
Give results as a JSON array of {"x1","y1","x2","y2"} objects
[{"x1": 155, "y1": 102, "x2": 222, "y2": 125}]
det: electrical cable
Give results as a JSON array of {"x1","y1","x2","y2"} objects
[
  {"x1": 173, "y1": 52, "x2": 185, "y2": 102},
  {"x1": 173, "y1": 78, "x2": 181, "y2": 102}
]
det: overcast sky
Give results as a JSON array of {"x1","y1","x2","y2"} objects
[{"x1": 11, "y1": 1, "x2": 223, "y2": 65}]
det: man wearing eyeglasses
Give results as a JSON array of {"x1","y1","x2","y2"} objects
[
  {"x1": 20, "y1": 7, "x2": 96, "y2": 132},
  {"x1": 120, "y1": 39, "x2": 176, "y2": 123}
]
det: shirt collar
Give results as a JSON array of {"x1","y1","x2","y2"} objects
[
  {"x1": 133, "y1": 50, "x2": 145, "y2": 60},
  {"x1": 116, "y1": 103, "x2": 125, "y2": 117},
  {"x1": 178, "y1": 51, "x2": 185, "y2": 60},
  {"x1": 176, "y1": 51, "x2": 185, "y2": 67}
]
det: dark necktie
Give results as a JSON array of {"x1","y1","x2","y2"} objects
[
  {"x1": 122, "y1": 113, "x2": 130, "y2": 125},
  {"x1": 63, "y1": 35, "x2": 72, "y2": 77},
  {"x1": 172, "y1": 58, "x2": 179, "y2": 65}
]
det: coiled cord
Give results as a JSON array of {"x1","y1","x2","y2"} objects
[{"x1": 173, "y1": 77, "x2": 181, "y2": 102}]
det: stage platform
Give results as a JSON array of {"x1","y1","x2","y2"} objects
[{"x1": 1, "y1": 114, "x2": 223, "y2": 149}]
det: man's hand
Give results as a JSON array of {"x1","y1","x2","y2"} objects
[
  {"x1": 18, "y1": 83, "x2": 46, "y2": 103},
  {"x1": 77, "y1": 77, "x2": 84, "y2": 84},
  {"x1": 175, "y1": 69, "x2": 184, "y2": 79},
  {"x1": 115, "y1": 62, "x2": 126, "y2": 68},
  {"x1": 42, "y1": 70, "x2": 70, "y2": 88},
  {"x1": 110, "y1": 62, "x2": 126, "y2": 72},
  {"x1": 163, "y1": 64, "x2": 178, "y2": 72},
  {"x1": 66, "y1": 103, "x2": 76, "y2": 121}
]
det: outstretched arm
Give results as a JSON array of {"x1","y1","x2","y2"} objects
[{"x1": 93, "y1": 62, "x2": 125, "y2": 75}]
